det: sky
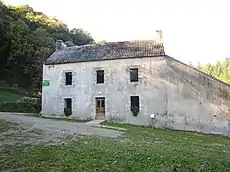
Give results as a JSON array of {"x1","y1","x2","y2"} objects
[{"x1": 4, "y1": 0, "x2": 230, "y2": 65}]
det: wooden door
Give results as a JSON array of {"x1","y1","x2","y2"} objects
[{"x1": 95, "y1": 97, "x2": 105, "y2": 119}]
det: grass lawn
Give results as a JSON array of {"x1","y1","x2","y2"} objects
[
  {"x1": 1, "y1": 121, "x2": 230, "y2": 172},
  {"x1": 0, "y1": 87, "x2": 41, "y2": 113},
  {"x1": 0, "y1": 88, "x2": 24, "y2": 103}
]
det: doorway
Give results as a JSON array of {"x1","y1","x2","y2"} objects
[{"x1": 95, "y1": 97, "x2": 105, "y2": 120}]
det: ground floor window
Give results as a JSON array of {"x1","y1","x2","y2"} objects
[
  {"x1": 64, "y1": 98, "x2": 72, "y2": 116},
  {"x1": 130, "y1": 96, "x2": 140, "y2": 116}
]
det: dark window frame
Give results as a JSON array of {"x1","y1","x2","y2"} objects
[
  {"x1": 130, "y1": 68, "x2": 138, "y2": 82},
  {"x1": 101, "y1": 99, "x2": 105, "y2": 108},
  {"x1": 97, "y1": 70, "x2": 104, "y2": 84},
  {"x1": 64, "y1": 98, "x2": 72, "y2": 110},
  {"x1": 65, "y1": 72, "x2": 72, "y2": 85},
  {"x1": 97, "y1": 99, "x2": 101, "y2": 108},
  {"x1": 130, "y1": 96, "x2": 140, "y2": 111}
]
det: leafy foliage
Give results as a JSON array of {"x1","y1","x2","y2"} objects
[
  {"x1": 0, "y1": 2, "x2": 94, "y2": 91},
  {"x1": 195, "y1": 58, "x2": 230, "y2": 84},
  {"x1": 64, "y1": 107, "x2": 72, "y2": 117},
  {"x1": 0, "y1": 102, "x2": 40, "y2": 113},
  {"x1": 131, "y1": 106, "x2": 139, "y2": 116},
  {"x1": 0, "y1": 86, "x2": 41, "y2": 112},
  {"x1": 70, "y1": 28, "x2": 94, "y2": 45}
]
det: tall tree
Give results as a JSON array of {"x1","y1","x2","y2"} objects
[
  {"x1": 195, "y1": 58, "x2": 230, "y2": 84},
  {"x1": 6, "y1": 19, "x2": 34, "y2": 87},
  {"x1": 70, "y1": 28, "x2": 94, "y2": 45},
  {"x1": 0, "y1": 2, "x2": 94, "y2": 91}
]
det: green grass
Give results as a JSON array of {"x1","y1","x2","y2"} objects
[
  {"x1": 0, "y1": 86, "x2": 35, "y2": 103},
  {"x1": 0, "y1": 87, "x2": 40, "y2": 113},
  {"x1": 0, "y1": 89, "x2": 24, "y2": 103},
  {"x1": 0, "y1": 121, "x2": 230, "y2": 172}
]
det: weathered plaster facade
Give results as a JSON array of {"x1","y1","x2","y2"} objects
[{"x1": 42, "y1": 54, "x2": 230, "y2": 136}]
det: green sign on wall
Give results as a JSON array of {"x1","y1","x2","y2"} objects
[{"x1": 42, "y1": 80, "x2": 50, "y2": 87}]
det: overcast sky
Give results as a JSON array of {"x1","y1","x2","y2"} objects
[{"x1": 4, "y1": 0, "x2": 230, "y2": 65}]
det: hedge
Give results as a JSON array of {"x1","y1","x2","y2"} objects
[{"x1": 0, "y1": 102, "x2": 41, "y2": 113}]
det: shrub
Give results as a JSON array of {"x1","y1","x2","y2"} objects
[
  {"x1": 131, "y1": 106, "x2": 139, "y2": 117},
  {"x1": 0, "y1": 94, "x2": 41, "y2": 113},
  {"x1": 0, "y1": 102, "x2": 40, "y2": 113},
  {"x1": 23, "y1": 97, "x2": 40, "y2": 104},
  {"x1": 64, "y1": 108, "x2": 72, "y2": 116}
]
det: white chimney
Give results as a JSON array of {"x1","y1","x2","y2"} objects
[
  {"x1": 155, "y1": 30, "x2": 163, "y2": 43},
  {"x1": 56, "y1": 40, "x2": 67, "y2": 51}
]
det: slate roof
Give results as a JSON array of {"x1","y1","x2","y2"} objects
[{"x1": 45, "y1": 40, "x2": 165, "y2": 65}]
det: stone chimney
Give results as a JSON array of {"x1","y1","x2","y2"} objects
[
  {"x1": 155, "y1": 30, "x2": 163, "y2": 43},
  {"x1": 56, "y1": 40, "x2": 67, "y2": 51}
]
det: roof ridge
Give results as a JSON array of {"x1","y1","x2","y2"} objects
[
  {"x1": 65, "y1": 40, "x2": 160, "y2": 49},
  {"x1": 46, "y1": 40, "x2": 165, "y2": 64}
]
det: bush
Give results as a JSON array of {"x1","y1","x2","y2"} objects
[
  {"x1": 0, "y1": 87, "x2": 25, "y2": 96},
  {"x1": 23, "y1": 96, "x2": 40, "y2": 104},
  {"x1": 131, "y1": 106, "x2": 139, "y2": 117},
  {"x1": 0, "y1": 101, "x2": 41, "y2": 113},
  {"x1": 64, "y1": 108, "x2": 72, "y2": 116}
]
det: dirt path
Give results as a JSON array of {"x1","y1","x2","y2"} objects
[{"x1": 0, "y1": 112, "x2": 123, "y2": 146}]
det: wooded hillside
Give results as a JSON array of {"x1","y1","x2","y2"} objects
[
  {"x1": 0, "y1": 1, "x2": 229, "y2": 93},
  {"x1": 0, "y1": 1, "x2": 94, "y2": 91},
  {"x1": 194, "y1": 58, "x2": 230, "y2": 84}
]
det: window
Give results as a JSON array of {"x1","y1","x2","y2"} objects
[
  {"x1": 101, "y1": 99, "x2": 105, "y2": 107},
  {"x1": 64, "y1": 98, "x2": 72, "y2": 116},
  {"x1": 130, "y1": 96, "x2": 139, "y2": 111},
  {"x1": 96, "y1": 98, "x2": 105, "y2": 108},
  {"x1": 130, "y1": 68, "x2": 138, "y2": 82},
  {"x1": 97, "y1": 99, "x2": 101, "y2": 108},
  {"x1": 97, "y1": 70, "x2": 104, "y2": 84},
  {"x1": 65, "y1": 72, "x2": 72, "y2": 85},
  {"x1": 64, "y1": 98, "x2": 72, "y2": 110}
]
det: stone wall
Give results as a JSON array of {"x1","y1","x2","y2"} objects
[
  {"x1": 42, "y1": 56, "x2": 167, "y2": 125},
  {"x1": 166, "y1": 56, "x2": 230, "y2": 116},
  {"x1": 164, "y1": 56, "x2": 230, "y2": 136},
  {"x1": 42, "y1": 56, "x2": 230, "y2": 136}
]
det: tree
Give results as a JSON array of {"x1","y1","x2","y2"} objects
[
  {"x1": 0, "y1": 2, "x2": 95, "y2": 91},
  {"x1": 70, "y1": 28, "x2": 94, "y2": 45},
  {"x1": 30, "y1": 28, "x2": 55, "y2": 90},
  {"x1": 202, "y1": 64, "x2": 215, "y2": 76},
  {"x1": 96, "y1": 40, "x2": 107, "y2": 45},
  {"x1": 6, "y1": 19, "x2": 34, "y2": 87},
  {"x1": 195, "y1": 59, "x2": 230, "y2": 83}
]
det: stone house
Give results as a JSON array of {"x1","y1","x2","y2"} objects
[{"x1": 42, "y1": 31, "x2": 230, "y2": 136}]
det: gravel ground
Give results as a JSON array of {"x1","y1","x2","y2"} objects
[{"x1": 0, "y1": 112, "x2": 123, "y2": 146}]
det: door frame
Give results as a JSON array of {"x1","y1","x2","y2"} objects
[{"x1": 95, "y1": 97, "x2": 106, "y2": 120}]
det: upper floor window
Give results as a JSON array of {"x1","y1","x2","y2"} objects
[
  {"x1": 65, "y1": 72, "x2": 72, "y2": 85},
  {"x1": 97, "y1": 70, "x2": 104, "y2": 84},
  {"x1": 130, "y1": 68, "x2": 138, "y2": 82}
]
